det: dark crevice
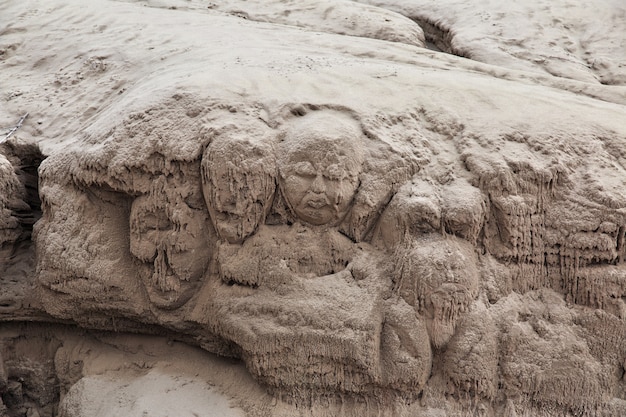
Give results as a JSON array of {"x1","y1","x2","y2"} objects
[
  {"x1": 0, "y1": 141, "x2": 46, "y2": 323},
  {"x1": 0, "y1": 140, "x2": 45, "y2": 245},
  {"x1": 425, "y1": 39, "x2": 443, "y2": 53},
  {"x1": 411, "y1": 16, "x2": 470, "y2": 59}
]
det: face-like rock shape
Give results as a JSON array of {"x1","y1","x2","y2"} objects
[
  {"x1": 130, "y1": 193, "x2": 211, "y2": 309},
  {"x1": 393, "y1": 234, "x2": 479, "y2": 348},
  {"x1": 279, "y1": 112, "x2": 364, "y2": 226},
  {"x1": 201, "y1": 135, "x2": 276, "y2": 244}
]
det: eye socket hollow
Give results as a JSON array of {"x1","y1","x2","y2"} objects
[
  {"x1": 140, "y1": 211, "x2": 172, "y2": 231},
  {"x1": 325, "y1": 164, "x2": 345, "y2": 181},
  {"x1": 293, "y1": 161, "x2": 317, "y2": 177}
]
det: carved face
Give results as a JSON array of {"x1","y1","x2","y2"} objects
[
  {"x1": 202, "y1": 138, "x2": 276, "y2": 244},
  {"x1": 393, "y1": 235, "x2": 479, "y2": 348},
  {"x1": 279, "y1": 113, "x2": 363, "y2": 226},
  {"x1": 130, "y1": 194, "x2": 210, "y2": 309},
  {"x1": 281, "y1": 152, "x2": 360, "y2": 226},
  {"x1": 207, "y1": 169, "x2": 262, "y2": 242}
]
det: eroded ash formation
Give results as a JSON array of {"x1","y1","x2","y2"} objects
[{"x1": 0, "y1": 91, "x2": 622, "y2": 417}]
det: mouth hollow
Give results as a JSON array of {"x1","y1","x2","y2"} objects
[{"x1": 306, "y1": 200, "x2": 327, "y2": 209}]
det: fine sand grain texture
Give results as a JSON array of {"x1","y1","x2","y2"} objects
[
  {"x1": 1, "y1": 0, "x2": 626, "y2": 416},
  {"x1": 356, "y1": 0, "x2": 626, "y2": 85}
]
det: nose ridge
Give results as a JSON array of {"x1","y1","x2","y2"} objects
[
  {"x1": 219, "y1": 196, "x2": 245, "y2": 216},
  {"x1": 310, "y1": 173, "x2": 325, "y2": 193}
]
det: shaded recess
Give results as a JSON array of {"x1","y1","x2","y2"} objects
[
  {"x1": 0, "y1": 140, "x2": 46, "y2": 321},
  {"x1": 0, "y1": 325, "x2": 61, "y2": 417},
  {"x1": 411, "y1": 16, "x2": 468, "y2": 58},
  {"x1": 1, "y1": 141, "x2": 45, "y2": 243}
]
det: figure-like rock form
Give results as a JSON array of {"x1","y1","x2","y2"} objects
[
  {"x1": 129, "y1": 184, "x2": 212, "y2": 310},
  {"x1": 30, "y1": 96, "x2": 626, "y2": 415},
  {"x1": 198, "y1": 109, "x2": 429, "y2": 400},
  {"x1": 34, "y1": 96, "x2": 226, "y2": 324},
  {"x1": 201, "y1": 122, "x2": 277, "y2": 244},
  {"x1": 277, "y1": 111, "x2": 364, "y2": 227},
  {"x1": 392, "y1": 234, "x2": 480, "y2": 348}
]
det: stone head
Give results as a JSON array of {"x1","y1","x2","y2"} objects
[
  {"x1": 393, "y1": 235, "x2": 479, "y2": 348},
  {"x1": 129, "y1": 188, "x2": 211, "y2": 309},
  {"x1": 201, "y1": 134, "x2": 276, "y2": 244},
  {"x1": 278, "y1": 111, "x2": 364, "y2": 226}
]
